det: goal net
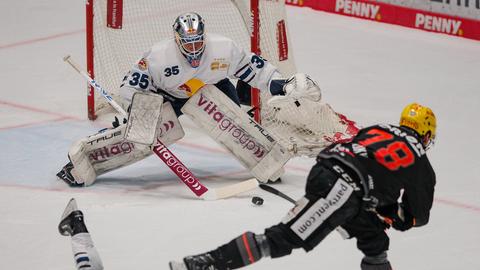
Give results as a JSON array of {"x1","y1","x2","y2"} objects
[{"x1": 87, "y1": 0, "x2": 357, "y2": 157}]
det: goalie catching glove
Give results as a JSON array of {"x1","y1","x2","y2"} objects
[{"x1": 268, "y1": 73, "x2": 322, "y2": 106}]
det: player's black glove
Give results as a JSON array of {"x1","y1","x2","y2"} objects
[{"x1": 376, "y1": 203, "x2": 415, "y2": 231}]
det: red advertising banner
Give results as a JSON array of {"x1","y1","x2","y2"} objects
[
  {"x1": 286, "y1": 0, "x2": 480, "y2": 41},
  {"x1": 107, "y1": 0, "x2": 123, "y2": 29},
  {"x1": 277, "y1": 20, "x2": 289, "y2": 61}
]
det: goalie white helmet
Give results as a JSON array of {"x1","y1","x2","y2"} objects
[{"x1": 173, "y1": 12, "x2": 206, "y2": 68}]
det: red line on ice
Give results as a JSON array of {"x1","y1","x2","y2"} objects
[
  {"x1": 0, "y1": 100, "x2": 79, "y2": 119},
  {"x1": 4, "y1": 100, "x2": 479, "y2": 214},
  {"x1": 0, "y1": 117, "x2": 72, "y2": 131},
  {"x1": 434, "y1": 198, "x2": 480, "y2": 213},
  {"x1": 0, "y1": 29, "x2": 84, "y2": 49}
]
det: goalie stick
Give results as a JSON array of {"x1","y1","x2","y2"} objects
[
  {"x1": 63, "y1": 55, "x2": 127, "y2": 116},
  {"x1": 63, "y1": 55, "x2": 257, "y2": 200}
]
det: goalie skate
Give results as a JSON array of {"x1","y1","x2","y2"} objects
[
  {"x1": 58, "y1": 198, "x2": 84, "y2": 236},
  {"x1": 57, "y1": 161, "x2": 83, "y2": 187}
]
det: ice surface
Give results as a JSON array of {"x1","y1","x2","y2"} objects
[{"x1": 1, "y1": 2, "x2": 479, "y2": 270}]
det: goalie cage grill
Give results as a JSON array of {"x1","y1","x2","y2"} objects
[{"x1": 86, "y1": 0, "x2": 356, "y2": 157}]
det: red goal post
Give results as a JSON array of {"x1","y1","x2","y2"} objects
[
  {"x1": 85, "y1": 0, "x2": 355, "y2": 157},
  {"x1": 85, "y1": 0, "x2": 296, "y2": 121}
]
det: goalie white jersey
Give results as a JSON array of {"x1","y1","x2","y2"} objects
[{"x1": 119, "y1": 33, "x2": 280, "y2": 102}]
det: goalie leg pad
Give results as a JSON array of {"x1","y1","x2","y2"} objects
[
  {"x1": 181, "y1": 85, "x2": 292, "y2": 182},
  {"x1": 68, "y1": 125, "x2": 152, "y2": 186},
  {"x1": 68, "y1": 140, "x2": 97, "y2": 187},
  {"x1": 66, "y1": 102, "x2": 185, "y2": 186},
  {"x1": 155, "y1": 102, "x2": 185, "y2": 146}
]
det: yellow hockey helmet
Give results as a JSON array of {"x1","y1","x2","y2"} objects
[{"x1": 400, "y1": 103, "x2": 436, "y2": 150}]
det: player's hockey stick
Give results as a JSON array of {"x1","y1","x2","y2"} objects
[
  {"x1": 63, "y1": 55, "x2": 257, "y2": 199},
  {"x1": 258, "y1": 183, "x2": 296, "y2": 205}
]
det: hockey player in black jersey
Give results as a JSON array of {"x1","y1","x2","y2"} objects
[{"x1": 169, "y1": 103, "x2": 437, "y2": 270}]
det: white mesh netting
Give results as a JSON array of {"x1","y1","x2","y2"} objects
[{"x1": 89, "y1": 0, "x2": 356, "y2": 157}]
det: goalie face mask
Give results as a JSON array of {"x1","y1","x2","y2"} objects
[{"x1": 173, "y1": 12, "x2": 206, "y2": 68}]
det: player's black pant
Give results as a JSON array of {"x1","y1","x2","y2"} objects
[{"x1": 263, "y1": 160, "x2": 390, "y2": 258}]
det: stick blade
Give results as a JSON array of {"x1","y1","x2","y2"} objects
[
  {"x1": 259, "y1": 184, "x2": 297, "y2": 204},
  {"x1": 202, "y1": 178, "x2": 258, "y2": 200}
]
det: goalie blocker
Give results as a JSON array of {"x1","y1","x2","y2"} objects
[{"x1": 181, "y1": 84, "x2": 292, "y2": 183}]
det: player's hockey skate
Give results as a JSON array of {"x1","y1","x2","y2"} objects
[
  {"x1": 58, "y1": 198, "x2": 87, "y2": 236},
  {"x1": 169, "y1": 253, "x2": 219, "y2": 270},
  {"x1": 57, "y1": 161, "x2": 83, "y2": 187}
]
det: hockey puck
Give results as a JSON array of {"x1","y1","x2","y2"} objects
[{"x1": 252, "y1": 196, "x2": 264, "y2": 206}]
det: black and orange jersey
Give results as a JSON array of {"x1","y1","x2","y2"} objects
[{"x1": 319, "y1": 124, "x2": 436, "y2": 227}]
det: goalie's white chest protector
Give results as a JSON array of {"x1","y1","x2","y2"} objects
[{"x1": 119, "y1": 33, "x2": 278, "y2": 101}]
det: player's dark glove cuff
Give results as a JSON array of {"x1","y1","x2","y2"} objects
[
  {"x1": 360, "y1": 252, "x2": 393, "y2": 270},
  {"x1": 361, "y1": 260, "x2": 393, "y2": 270}
]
